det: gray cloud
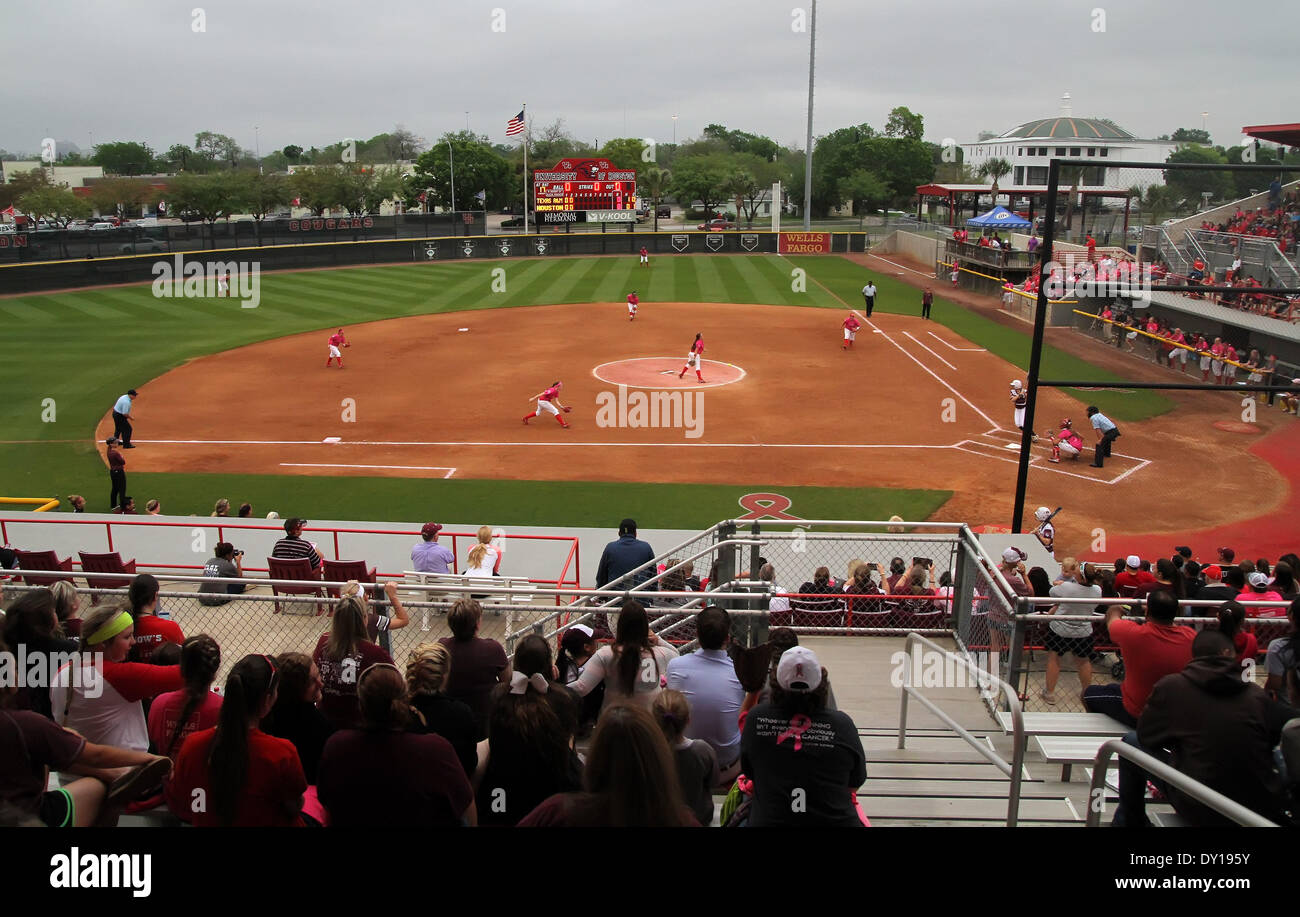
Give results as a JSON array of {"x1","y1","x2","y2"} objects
[{"x1": 1, "y1": 0, "x2": 1292, "y2": 158}]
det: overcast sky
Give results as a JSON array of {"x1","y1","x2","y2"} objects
[{"x1": 2, "y1": 0, "x2": 1295, "y2": 159}]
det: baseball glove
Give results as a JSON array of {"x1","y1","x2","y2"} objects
[{"x1": 563, "y1": 406, "x2": 572, "y2": 413}]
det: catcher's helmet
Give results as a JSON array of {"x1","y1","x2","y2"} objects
[
  {"x1": 1061, "y1": 418, "x2": 1072, "y2": 428},
  {"x1": 1035, "y1": 506, "x2": 1052, "y2": 522}
]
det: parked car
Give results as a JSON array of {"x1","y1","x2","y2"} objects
[
  {"x1": 656, "y1": 205, "x2": 672, "y2": 218},
  {"x1": 119, "y1": 238, "x2": 169, "y2": 254},
  {"x1": 0, "y1": 224, "x2": 15, "y2": 234},
  {"x1": 698, "y1": 219, "x2": 737, "y2": 231},
  {"x1": 90, "y1": 222, "x2": 116, "y2": 231},
  {"x1": 501, "y1": 216, "x2": 525, "y2": 228}
]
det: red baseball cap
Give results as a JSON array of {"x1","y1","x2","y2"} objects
[{"x1": 421, "y1": 522, "x2": 442, "y2": 538}]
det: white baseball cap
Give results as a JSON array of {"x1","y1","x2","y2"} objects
[
  {"x1": 1002, "y1": 547, "x2": 1025, "y2": 564},
  {"x1": 1247, "y1": 571, "x2": 1270, "y2": 589},
  {"x1": 775, "y1": 646, "x2": 823, "y2": 693},
  {"x1": 1126, "y1": 555, "x2": 1141, "y2": 569}
]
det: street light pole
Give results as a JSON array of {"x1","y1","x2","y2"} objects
[
  {"x1": 254, "y1": 126, "x2": 262, "y2": 175},
  {"x1": 672, "y1": 114, "x2": 677, "y2": 144},
  {"x1": 802, "y1": 0, "x2": 817, "y2": 231}
]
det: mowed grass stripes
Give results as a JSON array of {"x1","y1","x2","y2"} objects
[{"x1": 0, "y1": 254, "x2": 1158, "y2": 523}]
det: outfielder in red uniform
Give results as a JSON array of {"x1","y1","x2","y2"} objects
[
  {"x1": 627, "y1": 291, "x2": 639, "y2": 321},
  {"x1": 639, "y1": 246, "x2": 649, "y2": 266},
  {"x1": 523, "y1": 381, "x2": 570, "y2": 428},
  {"x1": 326, "y1": 328, "x2": 350, "y2": 368},
  {"x1": 679, "y1": 334, "x2": 706, "y2": 381},
  {"x1": 842, "y1": 313, "x2": 862, "y2": 350}
]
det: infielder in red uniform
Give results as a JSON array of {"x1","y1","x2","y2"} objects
[
  {"x1": 326, "y1": 328, "x2": 350, "y2": 368},
  {"x1": 842, "y1": 313, "x2": 862, "y2": 350},
  {"x1": 679, "y1": 334, "x2": 706, "y2": 381},
  {"x1": 523, "y1": 381, "x2": 571, "y2": 428},
  {"x1": 639, "y1": 246, "x2": 649, "y2": 265},
  {"x1": 627, "y1": 291, "x2": 639, "y2": 321}
]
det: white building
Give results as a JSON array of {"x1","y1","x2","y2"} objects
[
  {"x1": 961, "y1": 94, "x2": 1177, "y2": 192},
  {"x1": 1, "y1": 162, "x2": 104, "y2": 188}
]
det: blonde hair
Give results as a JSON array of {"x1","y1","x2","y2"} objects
[
  {"x1": 49, "y1": 580, "x2": 80, "y2": 622},
  {"x1": 468, "y1": 543, "x2": 490, "y2": 569},
  {"x1": 340, "y1": 580, "x2": 365, "y2": 602},
  {"x1": 211, "y1": 499, "x2": 230, "y2": 516},
  {"x1": 326, "y1": 595, "x2": 368, "y2": 660},
  {"x1": 652, "y1": 689, "x2": 691, "y2": 744},
  {"x1": 79, "y1": 600, "x2": 131, "y2": 651},
  {"x1": 406, "y1": 642, "x2": 452, "y2": 695},
  {"x1": 477, "y1": 525, "x2": 493, "y2": 545},
  {"x1": 1059, "y1": 557, "x2": 1080, "y2": 579},
  {"x1": 887, "y1": 515, "x2": 905, "y2": 534},
  {"x1": 846, "y1": 558, "x2": 863, "y2": 582}
]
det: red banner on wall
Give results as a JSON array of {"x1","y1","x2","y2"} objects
[{"x1": 778, "y1": 232, "x2": 830, "y2": 253}]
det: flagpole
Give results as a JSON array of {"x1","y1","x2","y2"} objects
[{"x1": 522, "y1": 103, "x2": 529, "y2": 236}]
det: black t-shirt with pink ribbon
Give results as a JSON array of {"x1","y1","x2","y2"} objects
[{"x1": 740, "y1": 702, "x2": 867, "y2": 827}]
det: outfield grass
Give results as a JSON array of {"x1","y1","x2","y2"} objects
[{"x1": 0, "y1": 253, "x2": 1164, "y2": 522}]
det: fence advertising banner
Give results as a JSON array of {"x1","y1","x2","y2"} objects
[{"x1": 778, "y1": 232, "x2": 831, "y2": 253}]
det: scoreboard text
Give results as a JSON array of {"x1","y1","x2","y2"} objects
[{"x1": 533, "y1": 158, "x2": 637, "y2": 214}]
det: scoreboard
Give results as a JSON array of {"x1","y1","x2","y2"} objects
[{"x1": 533, "y1": 158, "x2": 637, "y2": 223}]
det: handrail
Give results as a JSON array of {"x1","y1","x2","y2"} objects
[
  {"x1": 897, "y1": 631, "x2": 1027, "y2": 827},
  {"x1": 585, "y1": 539, "x2": 765, "y2": 609},
  {"x1": 1085, "y1": 739, "x2": 1279, "y2": 827},
  {"x1": 576, "y1": 522, "x2": 726, "y2": 601}
]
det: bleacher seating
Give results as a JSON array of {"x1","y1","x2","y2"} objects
[
  {"x1": 78, "y1": 551, "x2": 137, "y2": 603},
  {"x1": 266, "y1": 556, "x2": 325, "y2": 615},
  {"x1": 13, "y1": 549, "x2": 73, "y2": 588}
]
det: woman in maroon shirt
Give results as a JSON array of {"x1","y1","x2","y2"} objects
[{"x1": 313, "y1": 595, "x2": 394, "y2": 728}]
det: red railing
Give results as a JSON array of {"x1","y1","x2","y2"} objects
[{"x1": 0, "y1": 516, "x2": 581, "y2": 600}]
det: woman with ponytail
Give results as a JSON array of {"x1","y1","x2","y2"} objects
[
  {"x1": 1216, "y1": 601, "x2": 1258, "y2": 664},
  {"x1": 262, "y1": 652, "x2": 335, "y2": 784},
  {"x1": 653, "y1": 689, "x2": 718, "y2": 825},
  {"x1": 312, "y1": 593, "x2": 394, "y2": 728},
  {"x1": 476, "y1": 634, "x2": 582, "y2": 826},
  {"x1": 569, "y1": 599, "x2": 678, "y2": 712},
  {"x1": 317, "y1": 663, "x2": 475, "y2": 827},
  {"x1": 166, "y1": 654, "x2": 306, "y2": 826},
  {"x1": 147, "y1": 635, "x2": 223, "y2": 761},
  {"x1": 405, "y1": 642, "x2": 477, "y2": 776}
]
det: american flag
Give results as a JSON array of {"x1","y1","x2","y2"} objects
[{"x1": 506, "y1": 110, "x2": 525, "y2": 136}]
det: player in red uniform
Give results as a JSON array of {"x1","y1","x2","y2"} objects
[
  {"x1": 842, "y1": 313, "x2": 861, "y2": 350},
  {"x1": 523, "y1": 381, "x2": 570, "y2": 427},
  {"x1": 326, "y1": 328, "x2": 350, "y2": 368},
  {"x1": 639, "y1": 246, "x2": 649, "y2": 266},
  {"x1": 679, "y1": 334, "x2": 706, "y2": 381},
  {"x1": 627, "y1": 291, "x2": 639, "y2": 321}
]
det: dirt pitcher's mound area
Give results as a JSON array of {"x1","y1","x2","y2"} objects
[{"x1": 98, "y1": 301, "x2": 1293, "y2": 554}]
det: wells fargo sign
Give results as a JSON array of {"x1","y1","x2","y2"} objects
[{"x1": 778, "y1": 232, "x2": 830, "y2": 253}]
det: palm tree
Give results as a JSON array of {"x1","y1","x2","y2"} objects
[
  {"x1": 977, "y1": 157, "x2": 1012, "y2": 206},
  {"x1": 1059, "y1": 164, "x2": 1086, "y2": 236},
  {"x1": 641, "y1": 166, "x2": 670, "y2": 232}
]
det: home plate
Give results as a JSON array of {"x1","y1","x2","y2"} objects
[
  {"x1": 323, "y1": 436, "x2": 342, "y2": 444},
  {"x1": 458, "y1": 328, "x2": 469, "y2": 332},
  {"x1": 1003, "y1": 443, "x2": 1020, "y2": 451}
]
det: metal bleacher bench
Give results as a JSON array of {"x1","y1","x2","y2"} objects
[
  {"x1": 995, "y1": 712, "x2": 1130, "y2": 782},
  {"x1": 402, "y1": 571, "x2": 534, "y2": 605}
]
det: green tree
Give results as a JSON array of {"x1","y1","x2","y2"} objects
[
  {"x1": 336, "y1": 165, "x2": 404, "y2": 216},
  {"x1": 88, "y1": 177, "x2": 154, "y2": 220},
  {"x1": 1164, "y1": 145, "x2": 1232, "y2": 206},
  {"x1": 727, "y1": 153, "x2": 782, "y2": 226},
  {"x1": 838, "y1": 170, "x2": 892, "y2": 227},
  {"x1": 289, "y1": 165, "x2": 346, "y2": 215},
  {"x1": 282, "y1": 144, "x2": 304, "y2": 163},
  {"x1": 167, "y1": 171, "x2": 242, "y2": 246},
  {"x1": 885, "y1": 106, "x2": 925, "y2": 142},
  {"x1": 235, "y1": 171, "x2": 293, "y2": 242},
  {"x1": 92, "y1": 141, "x2": 156, "y2": 176},
  {"x1": 1170, "y1": 127, "x2": 1212, "y2": 145},
  {"x1": 862, "y1": 135, "x2": 935, "y2": 206},
  {"x1": 1143, "y1": 184, "x2": 1181, "y2": 223},
  {"x1": 597, "y1": 137, "x2": 648, "y2": 169},
  {"x1": 194, "y1": 131, "x2": 242, "y2": 169},
  {"x1": 412, "y1": 132, "x2": 512, "y2": 212},
  {"x1": 0, "y1": 168, "x2": 55, "y2": 210},
  {"x1": 1059, "y1": 164, "x2": 1086, "y2": 232},
  {"x1": 16, "y1": 186, "x2": 90, "y2": 256},
  {"x1": 668, "y1": 153, "x2": 731, "y2": 220},
  {"x1": 1225, "y1": 143, "x2": 1280, "y2": 198}
]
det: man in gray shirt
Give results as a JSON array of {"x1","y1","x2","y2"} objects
[
  {"x1": 1042, "y1": 558, "x2": 1101, "y2": 705},
  {"x1": 861, "y1": 281, "x2": 877, "y2": 317},
  {"x1": 1086, "y1": 405, "x2": 1120, "y2": 468}
]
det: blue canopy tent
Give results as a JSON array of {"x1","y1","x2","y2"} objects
[{"x1": 967, "y1": 205, "x2": 1031, "y2": 230}]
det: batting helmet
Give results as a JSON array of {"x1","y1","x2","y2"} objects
[
  {"x1": 1035, "y1": 506, "x2": 1051, "y2": 522},
  {"x1": 1011, "y1": 380, "x2": 1023, "y2": 389}
]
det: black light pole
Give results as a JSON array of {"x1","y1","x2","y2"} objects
[{"x1": 1011, "y1": 157, "x2": 1059, "y2": 533}]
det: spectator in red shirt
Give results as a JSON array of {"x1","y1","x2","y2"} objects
[
  {"x1": 167, "y1": 654, "x2": 306, "y2": 826},
  {"x1": 1216, "y1": 601, "x2": 1258, "y2": 664},
  {"x1": 1082, "y1": 590, "x2": 1195, "y2": 727},
  {"x1": 128, "y1": 574, "x2": 184, "y2": 663},
  {"x1": 147, "y1": 635, "x2": 223, "y2": 761},
  {"x1": 1240, "y1": 571, "x2": 1289, "y2": 618},
  {"x1": 1130, "y1": 557, "x2": 1185, "y2": 602},
  {"x1": 1113, "y1": 555, "x2": 1155, "y2": 598}
]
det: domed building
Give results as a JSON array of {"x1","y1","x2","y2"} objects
[{"x1": 961, "y1": 94, "x2": 1177, "y2": 191}]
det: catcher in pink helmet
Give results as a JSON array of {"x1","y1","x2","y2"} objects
[
  {"x1": 523, "y1": 381, "x2": 570, "y2": 428},
  {"x1": 1048, "y1": 418, "x2": 1084, "y2": 463}
]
